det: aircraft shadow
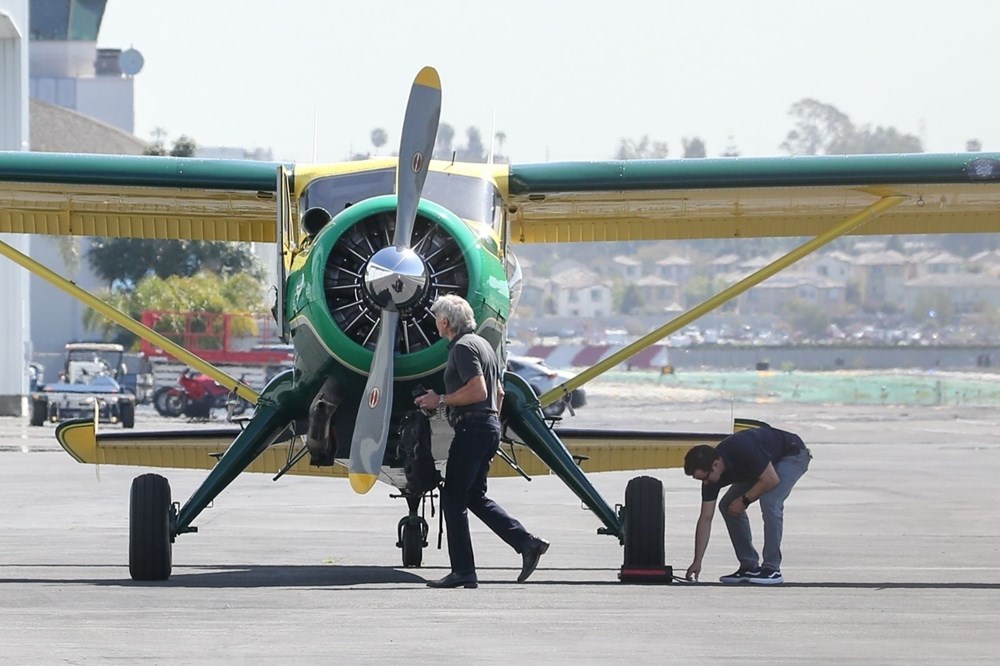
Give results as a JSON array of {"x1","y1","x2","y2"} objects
[{"x1": 0, "y1": 564, "x2": 630, "y2": 588}]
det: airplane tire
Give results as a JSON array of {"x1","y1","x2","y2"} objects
[
  {"x1": 129, "y1": 473, "x2": 172, "y2": 581},
  {"x1": 29, "y1": 397, "x2": 47, "y2": 426},
  {"x1": 120, "y1": 401, "x2": 135, "y2": 429},
  {"x1": 400, "y1": 517, "x2": 426, "y2": 568},
  {"x1": 622, "y1": 475, "x2": 665, "y2": 568}
]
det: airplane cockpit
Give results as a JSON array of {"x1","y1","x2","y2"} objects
[{"x1": 298, "y1": 168, "x2": 503, "y2": 247}]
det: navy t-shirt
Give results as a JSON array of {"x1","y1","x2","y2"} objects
[{"x1": 701, "y1": 426, "x2": 800, "y2": 501}]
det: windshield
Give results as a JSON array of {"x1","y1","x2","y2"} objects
[{"x1": 300, "y1": 169, "x2": 499, "y2": 231}]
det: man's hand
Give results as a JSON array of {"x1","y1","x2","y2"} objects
[
  {"x1": 414, "y1": 389, "x2": 440, "y2": 411},
  {"x1": 685, "y1": 562, "x2": 701, "y2": 581},
  {"x1": 727, "y1": 497, "x2": 747, "y2": 517}
]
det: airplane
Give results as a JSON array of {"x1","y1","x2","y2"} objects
[{"x1": 3, "y1": 66, "x2": 1000, "y2": 582}]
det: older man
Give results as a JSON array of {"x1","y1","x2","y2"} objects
[{"x1": 414, "y1": 294, "x2": 549, "y2": 588}]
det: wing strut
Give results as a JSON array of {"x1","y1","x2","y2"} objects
[
  {"x1": 0, "y1": 238, "x2": 259, "y2": 404},
  {"x1": 538, "y1": 195, "x2": 907, "y2": 407}
]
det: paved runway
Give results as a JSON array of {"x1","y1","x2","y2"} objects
[{"x1": 1, "y1": 397, "x2": 999, "y2": 663}]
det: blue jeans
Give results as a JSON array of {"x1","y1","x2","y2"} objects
[
  {"x1": 720, "y1": 446, "x2": 811, "y2": 571},
  {"x1": 441, "y1": 415, "x2": 532, "y2": 575}
]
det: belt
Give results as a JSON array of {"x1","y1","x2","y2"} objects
[{"x1": 451, "y1": 411, "x2": 497, "y2": 425}]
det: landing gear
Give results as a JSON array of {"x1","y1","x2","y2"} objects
[
  {"x1": 129, "y1": 473, "x2": 173, "y2": 581},
  {"x1": 619, "y1": 475, "x2": 669, "y2": 582},
  {"x1": 396, "y1": 495, "x2": 430, "y2": 568}
]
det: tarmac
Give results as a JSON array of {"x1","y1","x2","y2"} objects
[{"x1": 1, "y1": 392, "x2": 999, "y2": 663}]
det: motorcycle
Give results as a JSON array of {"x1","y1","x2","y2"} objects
[{"x1": 152, "y1": 369, "x2": 251, "y2": 420}]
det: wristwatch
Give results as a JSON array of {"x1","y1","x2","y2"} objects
[{"x1": 742, "y1": 494, "x2": 754, "y2": 506}]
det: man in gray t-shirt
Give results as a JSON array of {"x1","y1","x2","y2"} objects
[{"x1": 414, "y1": 295, "x2": 548, "y2": 589}]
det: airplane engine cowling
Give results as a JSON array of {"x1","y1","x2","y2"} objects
[{"x1": 287, "y1": 195, "x2": 503, "y2": 395}]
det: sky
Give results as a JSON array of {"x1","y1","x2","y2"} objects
[{"x1": 97, "y1": 0, "x2": 999, "y2": 164}]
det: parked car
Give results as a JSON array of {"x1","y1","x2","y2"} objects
[
  {"x1": 506, "y1": 355, "x2": 586, "y2": 418},
  {"x1": 29, "y1": 342, "x2": 136, "y2": 428}
]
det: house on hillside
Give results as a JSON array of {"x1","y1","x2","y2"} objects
[{"x1": 549, "y1": 267, "x2": 612, "y2": 318}]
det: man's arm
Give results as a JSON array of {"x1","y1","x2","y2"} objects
[
  {"x1": 726, "y1": 462, "x2": 780, "y2": 516},
  {"x1": 414, "y1": 375, "x2": 487, "y2": 410},
  {"x1": 686, "y1": 499, "x2": 716, "y2": 581}
]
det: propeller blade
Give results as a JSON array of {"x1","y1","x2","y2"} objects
[
  {"x1": 348, "y1": 309, "x2": 400, "y2": 494},
  {"x1": 394, "y1": 66, "x2": 441, "y2": 248}
]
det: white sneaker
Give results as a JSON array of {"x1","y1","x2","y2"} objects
[
  {"x1": 748, "y1": 568, "x2": 784, "y2": 585},
  {"x1": 719, "y1": 567, "x2": 761, "y2": 584}
]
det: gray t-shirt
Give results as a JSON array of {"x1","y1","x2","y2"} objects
[{"x1": 443, "y1": 330, "x2": 499, "y2": 417}]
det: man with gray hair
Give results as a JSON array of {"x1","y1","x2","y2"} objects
[{"x1": 415, "y1": 294, "x2": 549, "y2": 588}]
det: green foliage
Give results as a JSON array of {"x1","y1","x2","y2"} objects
[
  {"x1": 613, "y1": 283, "x2": 644, "y2": 315},
  {"x1": 144, "y1": 128, "x2": 197, "y2": 157},
  {"x1": 615, "y1": 136, "x2": 669, "y2": 160},
  {"x1": 82, "y1": 272, "x2": 264, "y2": 349},
  {"x1": 779, "y1": 299, "x2": 832, "y2": 339},
  {"x1": 682, "y1": 137, "x2": 706, "y2": 158},
  {"x1": 781, "y1": 99, "x2": 922, "y2": 155},
  {"x1": 87, "y1": 239, "x2": 263, "y2": 291},
  {"x1": 912, "y1": 290, "x2": 956, "y2": 327}
]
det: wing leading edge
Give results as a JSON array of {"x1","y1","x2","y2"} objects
[
  {"x1": 506, "y1": 153, "x2": 1000, "y2": 243},
  {"x1": 0, "y1": 152, "x2": 283, "y2": 242}
]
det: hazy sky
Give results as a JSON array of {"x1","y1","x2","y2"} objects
[{"x1": 98, "y1": 0, "x2": 997, "y2": 164}]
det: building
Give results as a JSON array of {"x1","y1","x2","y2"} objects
[
  {"x1": 0, "y1": 0, "x2": 29, "y2": 416},
  {"x1": 28, "y1": 0, "x2": 139, "y2": 133}
]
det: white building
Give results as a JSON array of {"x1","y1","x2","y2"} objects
[{"x1": 0, "y1": 0, "x2": 29, "y2": 416}]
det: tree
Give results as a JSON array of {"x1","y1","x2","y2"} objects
[
  {"x1": 434, "y1": 122, "x2": 456, "y2": 159},
  {"x1": 614, "y1": 283, "x2": 643, "y2": 315},
  {"x1": 460, "y1": 126, "x2": 486, "y2": 162},
  {"x1": 370, "y1": 128, "x2": 387, "y2": 154},
  {"x1": 781, "y1": 99, "x2": 922, "y2": 155},
  {"x1": 88, "y1": 239, "x2": 263, "y2": 292},
  {"x1": 780, "y1": 299, "x2": 832, "y2": 340},
  {"x1": 682, "y1": 137, "x2": 706, "y2": 158},
  {"x1": 967, "y1": 139, "x2": 982, "y2": 152},
  {"x1": 89, "y1": 130, "x2": 264, "y2": 291},
  {"x1": 82, "y1": 272, "x2": 264, "y2": 348},
  {"x1": 615, "y1": 136, "x2": 669, "y2": 159}
]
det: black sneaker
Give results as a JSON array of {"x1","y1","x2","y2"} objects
[
  {"x1": 719, "y1": 567, "x2": 761, "y2": 584},
  {"x1": 748, "y1": 568, "x2": 784, "y2": 585}
]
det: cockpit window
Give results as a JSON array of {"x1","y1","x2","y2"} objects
[{"x1": 300, "y1": 169, "x2": 498, "y2": 231}]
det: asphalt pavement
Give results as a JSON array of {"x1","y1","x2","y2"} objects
[{"x1": 1, "y1": 396, "x2": 998, "y2": 663}]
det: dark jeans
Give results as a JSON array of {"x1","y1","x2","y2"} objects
[{"x1": 441, "y1": 415, "x2": 532, "y2": 575}]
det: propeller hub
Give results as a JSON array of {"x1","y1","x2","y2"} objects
[{"x1": 363, "y1": 246, "x2": 429, "y2": 309}]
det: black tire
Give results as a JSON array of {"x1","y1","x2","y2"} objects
[
  {"x1": 129, "y1": 473, "x2": 172, "y2": 581},
  {"x1": 542, "y1": 398, "x2": 566, "y2": 418},
  {"x1": 622, "y1": 475, "x2": 665, "y2": 568},
  {"x1": 400, "y1": 518, "x2": 426, "y2": 568},
  {"x1": 153, "y1": 387, "x2": 185, "y2": 418},
  {"x1": 119, "y1": 400, "x2": 135, "y2": 429},
  {"x1": 29, "y1": 397, "x2": 47, "y2": 426}
]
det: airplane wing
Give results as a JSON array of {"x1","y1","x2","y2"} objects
[
  {"x1": 0, "y1": 152, "x2": 281, "y2": 242},
  {"x1": 506, "y1": 153, "x2": 1000, "y2": 242}
]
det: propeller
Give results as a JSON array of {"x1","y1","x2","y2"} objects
[{"x1": 349, "y1": 67, "x2": 441, "y2": 494}]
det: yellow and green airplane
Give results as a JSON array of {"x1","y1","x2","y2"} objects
[{"x1": 2, "y1": 67, "x2": 1000, "y2": 581}]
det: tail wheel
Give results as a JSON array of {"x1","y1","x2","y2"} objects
[
  {"x1": 622, "y1": 475, "x2": 665, "y2": 568},
  {"x1": 129, "y1": 473, "x2": 173, "y2": 581}
]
